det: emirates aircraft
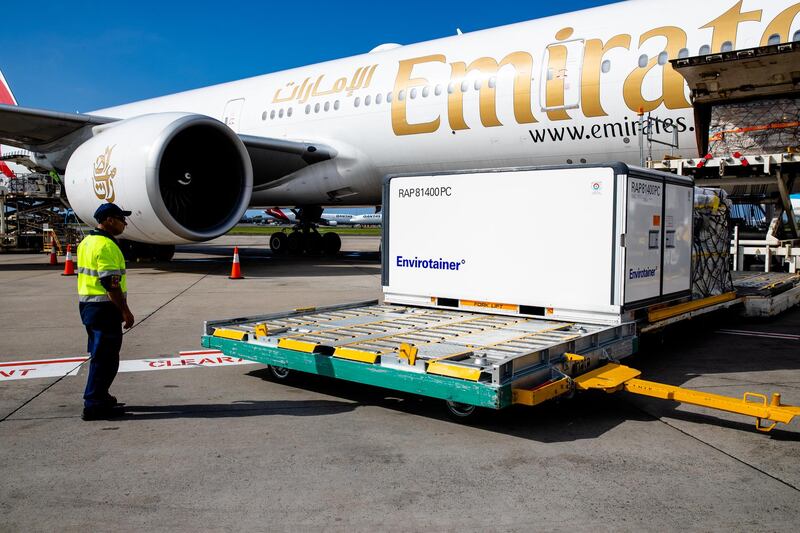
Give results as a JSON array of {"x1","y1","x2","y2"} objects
[{"x1": 1, "y1": 0, "x2": 799, "y2": 257}]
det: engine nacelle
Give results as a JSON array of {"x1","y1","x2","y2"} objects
[{"x1": 65, "y1": 113, "x2": 252, "y2": 243}]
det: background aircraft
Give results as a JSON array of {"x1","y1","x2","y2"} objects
[
  {"x1": 265, "y1": 207, "x2": 356, "y2": 226},
  {"x1": 0, "y1": 71, "x2": 31, "y2": 179}
]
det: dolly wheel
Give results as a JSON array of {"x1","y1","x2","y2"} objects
[
  {"x1": 268, "y1": 365, "x2": 292, "y2": 380},
  {"x1": 444, "y1": 400, "x2": 480, "y2": 421}
]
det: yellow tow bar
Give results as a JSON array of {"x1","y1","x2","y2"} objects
[{"x1": 573, "y1": 363, "x2": 800, "y2": 433}]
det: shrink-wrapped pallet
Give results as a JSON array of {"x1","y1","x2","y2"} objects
[
  {"x1": 708, "y1": 98, "x2": 800, "y2": 156},
  {"x1": 692, "y1": 187, "x2": 734, "y2": 298}
]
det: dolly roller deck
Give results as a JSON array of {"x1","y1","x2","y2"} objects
[{"x1": 202, "y1": 300, "x2": 637, "y2": 409}]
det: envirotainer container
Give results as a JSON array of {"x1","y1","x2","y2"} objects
[{"x1": 382, "y1": 163, "x2": 694, "y2": 325}]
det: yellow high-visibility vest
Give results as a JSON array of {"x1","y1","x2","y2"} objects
[{"x1": 76, "y1": 233, "x2": 127, "y2": 303}]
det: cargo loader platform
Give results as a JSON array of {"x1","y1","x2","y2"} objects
[{"x1": 201, "y1": 301, "x2": 799, "y2": 431}]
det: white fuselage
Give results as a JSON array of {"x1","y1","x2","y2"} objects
[{"x1": 93, "y1": 0, "x2": 800, "y2": 207}]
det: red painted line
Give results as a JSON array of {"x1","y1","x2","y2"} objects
[{"x1": 0, "y1": 357, "x2": 88, "y2": 367}]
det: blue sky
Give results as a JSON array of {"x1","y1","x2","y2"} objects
[{"x1": 2, "y1": 0, "x2": 616, "y2": 112}]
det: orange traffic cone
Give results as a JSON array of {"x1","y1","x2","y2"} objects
[
  {"x1": 48, "y1": 235, "x2": 58, "y2": 265},
  {"x1": 62, "y1": 244, "x2": 76, "y2": 276},
  {"x1": 229, "y1": 246, "x2": 244, "y2": 279}
]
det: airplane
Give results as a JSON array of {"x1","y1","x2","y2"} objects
[
  {"x1": 1, "y1": 0, "x2": 799, "y2": 259},
  {"x1": 349, "y1": 213, "x2": 383, "y2": 226},
  {"x1": 0, "y1": 70, "x2": 31, "y2": 179},
  {"x1": 265, "y1": 207, "x2": 356, "y2": 226}
]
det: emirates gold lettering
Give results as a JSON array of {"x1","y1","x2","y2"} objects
[
  {"x1": 623, "y1": 26, "x2": 692, "y2": 113},
  {"x1": 92, "y1": 146, "x2": 117, "y2": 203},
  {"x1": 313, "y1": 2, "x2": 800, "y2": 137},
  {"x1": 581, "y1": 34, "x2": 631, "y2": 117},
  {"x1": 701, "y1": 1, "x2": 762, "y2": 52},
  {"x1": 760, "y1": 3, "x2": 800, "y2": 45}
]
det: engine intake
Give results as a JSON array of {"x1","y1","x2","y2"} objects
[{"x1": 65, "y1": 113, "x2": 252, "y2": 243}]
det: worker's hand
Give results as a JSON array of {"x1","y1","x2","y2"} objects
[{"x1": 122, "y1": 310, "x2": 135, "y2": 329}]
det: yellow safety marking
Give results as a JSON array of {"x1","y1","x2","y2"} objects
[
  {"x1": 573, "y1": 363, "x2": 642, "y2": 392},
  {"x1": 212, "y1": 328, "x2": 248, "y2": 341},
  {"x1": 460, "y1": 299, "x2": 519, "y2": 312},
  {"x1": 513, "y1": 377, "x2": 572, "y2": 406},
  {"x1": 426, "y1": 361, "x2": 482, "y2": 381},
  {"x1": 277, "y1": 338, "x2": 319, "y2": 353},
  {"x1": 254, "y1": 323, "x2": 269, "y2": 337},
  {"x1": 294, "y1": 306, "x2": 317, "y2": 313},
  {"x1": 398, "y1": 343, "x2": 418, "y2": 366},
  {"x1": 648, "y1": 292, "x2": 737, "y2": 322},
  {"x1": 564, "y1": 353, "x2": 585, "y2": 361},
  {"x1": 332, "y1": 347, "x2": 380, "y2": 364}
]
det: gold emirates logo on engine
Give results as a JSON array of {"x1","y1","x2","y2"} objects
[{"x1": 93, "y1": 145, "x2": 117, "y2": 203}]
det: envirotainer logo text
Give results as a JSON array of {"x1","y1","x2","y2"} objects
[{"x1": 396, "y1": 256, "x2": 465, "y2": 271}]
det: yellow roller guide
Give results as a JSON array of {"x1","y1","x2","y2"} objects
[
  {"x1": 648, "y1": 292, "x2": 736, "y2": 322},
  {"x1": 212, "y1": 328, "x2": 248, "y2": 341},
  {"x1": 333, "y1": 347, "x2": 380, "y2": 363},
  {"x1": 427, "y1": 361, "x2": 482, "y2": 381},
  {"x1": 278, "y1": 338, "x2": 318, "y2": 353}
]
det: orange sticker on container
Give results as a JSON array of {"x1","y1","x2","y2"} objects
[{"x1": 653, "y1": 215, "x2": 661, "y2": 226}]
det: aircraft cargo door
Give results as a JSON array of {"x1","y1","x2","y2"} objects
[
  {"x1": 223, "y1": 98, "x2": 245, "y2": 132},
  {"x1": 541, "y1": 38, "x2": 584, "y2": 112}
]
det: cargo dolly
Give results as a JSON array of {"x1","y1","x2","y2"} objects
[
  {"x1": 202, "y1": 164, "x2": 799, "y2": 432},
  {"x1": 201, "y1": 300, "x2": 800, "y2": 431}
]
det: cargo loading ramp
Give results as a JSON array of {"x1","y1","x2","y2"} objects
[
  {"x1": 653, "y1": 44, "x2": 800, "y2": 198},
  {"x1": 670, "y1": 42, "x2": 800, "y2": 156},
  {"x1": 651, "y1": 43, "x2": 800, "y2": 250}
]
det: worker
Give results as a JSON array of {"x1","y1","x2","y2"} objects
[{"x1": 76, "y1": 203, "x2": 135, "y2": 421}]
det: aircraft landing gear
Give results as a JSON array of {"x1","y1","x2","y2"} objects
[
  {"x1": 269, "y1": 232, "x2": 288, "y2": 254},
  {"x1": 268, "y1": 206, "x2": 341, "y2": 256}
]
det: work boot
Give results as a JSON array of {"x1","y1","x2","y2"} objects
[
  {"x1": 81, "y1": 405, "x2": 126, "y2": 421},
  {"x1": 104, "y1": 395, "x2": 125, "y2": 407}
]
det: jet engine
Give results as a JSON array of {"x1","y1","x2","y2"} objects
[{"x1": 65, "y1": 113, "x2": 252, "y2": 243}]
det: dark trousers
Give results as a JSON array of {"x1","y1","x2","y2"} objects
[{"x1": 80, "y1": 302, "x2": 123, "y2": 409}]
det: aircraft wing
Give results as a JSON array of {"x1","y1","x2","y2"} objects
[
  {"x1": 0, "y1": 103, "x2": 336, "y2": 185},
  {"x1": 0, "y1": 104, "x2": 115, "y2": 149}
]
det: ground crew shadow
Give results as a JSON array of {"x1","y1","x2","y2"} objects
[{"x1": 117, "y1": 399, "x2": 357, "y2": 420}]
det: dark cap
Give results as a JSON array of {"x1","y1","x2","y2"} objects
[{"x1": 94, "y1": 203, "x2": 132, "y2": 223}]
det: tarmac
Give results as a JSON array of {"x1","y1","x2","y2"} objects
[{"x1": 1, "y1": 235, "x2": 799, "y2": 532}]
